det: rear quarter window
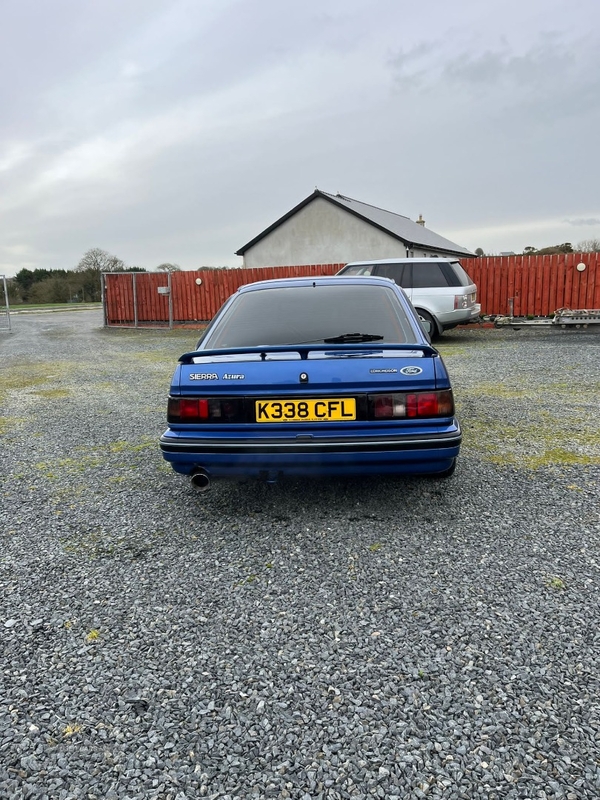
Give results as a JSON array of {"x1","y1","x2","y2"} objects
[
  {"x1": 375, "y1": 264, "x2": 408, "y2": 286},
  {"x1": 447, "y1": 261, "x2": 475, "y2": 287},
  {"x1": 340, "y1": 264, "x2": 375, "y2": 276},
  {"x1": 411, "y1": 263, "x2": 450, "y2": 288}
]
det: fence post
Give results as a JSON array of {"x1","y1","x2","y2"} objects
[
  {"x1": 0, "y1": 275, "x2": 11, "y2": 333},
  {"x1": 168, "y1": 271, "x2": 173, "y2": 329},
  {"x1": 133, "y1": 272, "x2": 138, "y2": 328}
]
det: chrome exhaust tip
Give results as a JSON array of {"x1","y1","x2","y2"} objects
[{"x1": 190, "y1": 469, "x2": 210, "y2": 492}]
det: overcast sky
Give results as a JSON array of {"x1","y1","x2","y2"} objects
[{"x1": 1, "y1": 0, "x2": 599, "y2": 277}]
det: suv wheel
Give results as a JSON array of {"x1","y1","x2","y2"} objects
[{"x1": 415, "y1": 309, "x2": 440, "y2": 339}]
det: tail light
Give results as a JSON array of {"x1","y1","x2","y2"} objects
[
  {"x1": 368, "y1": 390, "x2": 454, "y2": 419},
  {"x1": 168, "y1": 397, "x2": 245, "y2": 423},
  {"x1": 169, "y1": 392, "x2": 454, "y2": 423},
  {"x1": 454, "y1": 291, "x2": 477, "y2": 309}
]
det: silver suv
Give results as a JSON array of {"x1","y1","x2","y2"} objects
[{"x1": 337, "y1": 258, "x2": 481, "y2": 337}]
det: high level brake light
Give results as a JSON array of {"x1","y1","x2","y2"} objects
[{"x1": 369, "y1": 390, "x2": 454, "y2": 419}]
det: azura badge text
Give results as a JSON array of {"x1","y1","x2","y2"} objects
[{"x1": 189, "y1": 373, "x2": 245, "y2": 381}]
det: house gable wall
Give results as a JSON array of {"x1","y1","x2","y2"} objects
[{"x1": 242, "y1": 197, "x2": 434, "y2": 267}]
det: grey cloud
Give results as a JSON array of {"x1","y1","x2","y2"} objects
[
  {"x1": 390, "y1": 30, "x2": 599, "y2": 116},
  {"x1": 389, "y1": 42, "x2": 442, "y2": 91},
  {"x1": 565, "y1": 218, "x2": 600, "y2": 226},
  {"x1": 442, "y1": 33, "x2": 568, "y2": 89}
]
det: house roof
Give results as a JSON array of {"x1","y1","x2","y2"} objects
[{"x1": 235, "y1": 189, "x2": 474, "y2": 257}]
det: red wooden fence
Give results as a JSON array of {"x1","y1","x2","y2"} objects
[
  {"x1": 103, "y1": 264, "x2": 343, "y2": 326},
  {"x1": 103, "y1": 254, "x2": 600, "y2": 326},
  {"x1": 466, "y1": 252, "x2": 600, "y2": 317}
]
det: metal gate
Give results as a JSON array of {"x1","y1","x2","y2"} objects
[
  {"x1": 0, "y1": 276, "x2": 11, "y2": 333},
  {"x1": 102, "y1": 271, "x2": 173, "y2": 329},
  {"x1": 103, "y1": 265, "x2": 344, "y2": 327}
]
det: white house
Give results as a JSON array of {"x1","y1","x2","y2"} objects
[{"x1": 235, "y1": 189, "x2": 473, "y2": 267}]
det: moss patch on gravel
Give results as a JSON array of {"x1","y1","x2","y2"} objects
[
  {"x1": 34, "y1": 455, "x2": 104, "y2": 478},
  {"x1": 434, "y1": 345, "x2": 468, "y2": 357},
  {"x1": 0, "y1": 416, "x2": 26, "y2": 435},
  {"x1": 107, "y1": 439, "x2": 155, "y2": 453},
  {"x1": 459, "y1": 398, "x2": 600, "y2": 470},
  {"x1": 32, "y1": 388, "x2": 71, "y2": 399},
  {"x1": 0, "y1": 361, "x2": 73, "y2": 401},
  {"x1": 32, "y1": 438, "x2": 156, "y2": 481}
]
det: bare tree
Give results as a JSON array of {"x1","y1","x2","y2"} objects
[
  {"x1": 74, "y1": 248, "x2": 126, "y2": 302},
  {"x1": 156, "y1": 263, "x2": 181, "y2": 272},
  {"x1": 76, "y1": 247, "x2": 125, "y2": 273},
  {"x1": 576, "y1": 238, "x2": 600, "y2": 252}
]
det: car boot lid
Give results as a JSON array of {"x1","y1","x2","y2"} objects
[{"x1": 174, "y1": 344, "x2": 442, "y2": 392}]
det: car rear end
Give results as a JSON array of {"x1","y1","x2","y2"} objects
[
  {"x1": 160, "y1": 277, "x2": 461, "y2": 486},
  {"x1": 337, "y1": 259, "x2": 481, "y2": 333},
  {"x1": 160, "y1": 344, "x2": 460, "y2": 485},
  {"x1": 419, "y1": 260, "x2": 480, "y2": 330}
]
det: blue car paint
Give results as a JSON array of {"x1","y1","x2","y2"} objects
[{"x1": 160, "y1": 276, "x2": 461, "y2": 481}]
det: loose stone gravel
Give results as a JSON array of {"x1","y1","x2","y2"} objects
[{"x1": 1, "y1": 310, "x2": 599, "y2": 800}]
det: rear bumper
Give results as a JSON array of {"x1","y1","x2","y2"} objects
[
  {"x1": 160, "y1": 424, "x2": 461, "y2": 478},
  {"x1": 438, "y1": 304, "x2": 481, "y2": 329}
]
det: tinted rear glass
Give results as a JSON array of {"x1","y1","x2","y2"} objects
[
  {"x1": 339, "y1": 264, "x2": 375, "y2": 276},
  {"x1": 411, "y1": 263, "x2": 449, "y2": 288},
  {"x1": 203, "y1": 284, "x2": 415, "y2": 347},
  {"x1": 376, "y1": 264, "x2": 407, "y2": 286},
  {"x1": 448, "y1": 261, "x2": 475, "y2": 287}
]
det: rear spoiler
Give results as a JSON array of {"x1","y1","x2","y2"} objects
[{"x1": 178, "y1": 343, "x2": 438, "y2": 364}]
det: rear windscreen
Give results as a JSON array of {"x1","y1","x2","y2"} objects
[{"x1": 203, "y1": 284, "x2": 415, "y2": 348}]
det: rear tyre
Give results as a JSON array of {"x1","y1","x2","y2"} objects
[
  {"x1": 428, "y1": 459, "x2": 457, "y2": 479},
  {"x1": 416, "y1": 309, "x2": 440, "y2": 340}
]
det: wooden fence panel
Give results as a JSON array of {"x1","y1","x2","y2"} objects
[
  {"x1": 547, "y1": 256, "x2": 560, "y2": 316},
  {"x1": 104, "y1": 256, "x2": 600, "y2": 325},
  {"x1": 460, "y1": 253, "x2": 600, "y2": 316},
  {"x1": 104, "y1": 273, "x2": 133, "y2": 324},
  {"x1": 585, "y1": 256, "x2": 597, "y2": 308}
]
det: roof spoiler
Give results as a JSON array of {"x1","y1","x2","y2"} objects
[{"x1": 178, "y1": 343, "x2": 438, "y2": 364}]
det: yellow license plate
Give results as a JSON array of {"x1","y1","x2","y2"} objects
[{"x1": 255, "y1": 398, "x2": 356, "y2": 422}]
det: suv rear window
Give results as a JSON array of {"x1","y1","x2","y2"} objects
[
  {"x1": 445, "y1": 261, "x2": 474, "y2": 287},
  {"x1": 410, "y1": 263, "x2": 450, "y2": 288}
]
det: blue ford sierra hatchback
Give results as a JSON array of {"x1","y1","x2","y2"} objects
[{"x1": 160, "y1": 276, "x2": 461, "y2": 490}]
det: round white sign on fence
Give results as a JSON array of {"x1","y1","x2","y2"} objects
[
  {"x1": 576, "y1": 262, "x2": 586, "y2": 272},
  {"x1": 195, "y1": 278, "x2": 203, "y2": 285}
]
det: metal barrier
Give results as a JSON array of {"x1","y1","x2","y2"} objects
[
  {"x1": 102, "y1": 271, "x2": 173, "y2": 329},
  {"x1": 103, "y1": 265, "x2": 343, "y2": 327},
  {"x1": 0, "y1": 275, "x2": 11, "y2": 333}
]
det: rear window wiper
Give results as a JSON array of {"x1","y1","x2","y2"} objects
[{"x1": 323, "y1": 332, "x2": 384, "y2": 343}]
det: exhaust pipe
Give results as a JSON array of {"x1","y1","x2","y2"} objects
[{"x1": 190, "y1": 469, "x2": 210, "y2": 492}]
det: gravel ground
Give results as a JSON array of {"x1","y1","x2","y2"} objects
[{"x1": 1, "y1": 310, "x2": 600, "y2": 800}]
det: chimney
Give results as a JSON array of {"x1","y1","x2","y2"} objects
[{"x1": 416, "y1": 214, "x2": 425, "y2": 227}]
